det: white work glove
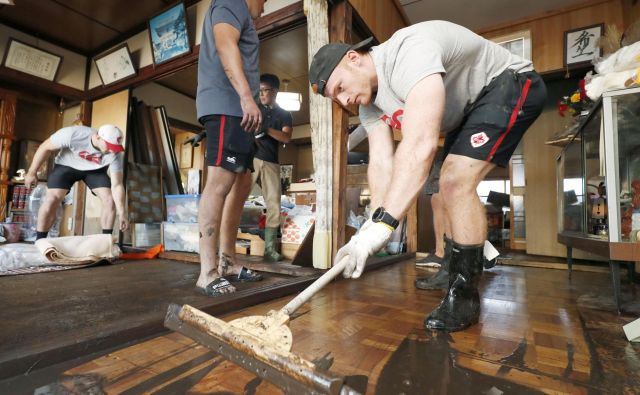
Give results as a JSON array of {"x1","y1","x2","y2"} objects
[{"x1": 335, "y1": 219, "x2": 394, "y2": 279}]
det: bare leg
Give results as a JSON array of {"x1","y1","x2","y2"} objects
[
  {"x1": 218, "y1": 170, "x2": 253, "y2": 276},
  {"x1": 92, "y1": 187, "x2": 115, "y2": 231},
  {"x1": 439, "y1": 154, "x2": 495, "y2": 244},
  {"x1": 431, "y1": 192, "x2": 449, "y2": 257},
  {"x1": 36, "y1": 188, "x2": 68, "y2": 232},
  {"x1": 196, "y1": 166, "x2": 237, "y2": 291}
]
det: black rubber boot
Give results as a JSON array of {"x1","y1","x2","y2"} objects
[
  {"x1": 424, "y1": 241, "x2": 484, "y2": 332},
  {"x1": 415, "y1": 236, "x2": 453, "y2": 290},
  {"x1": 484, "y1": 256, "x2": 497, "y2": 269}
]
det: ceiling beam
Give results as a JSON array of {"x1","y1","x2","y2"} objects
[
  {"x1": 85, "y1": 46, "x2": 200, "y2": 101},
  {"x1": 0, "y1": 18, "x2": 89, "y2": 55},
  {"x1": 0, "y1": 67, "x2": 84, "y2": 100},
  {"x1": 256, "y1": 1, "x2": 306, "y2": 40}
]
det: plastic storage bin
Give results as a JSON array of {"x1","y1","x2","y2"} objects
[
  {"x1": 165, "y1": 194, "x2": 200, "y2": 223},
  {"x1": 162, "y1": 222, "x2": 199, "y2": 253},
  {"x1": 132, "y1": 223, "x2": 161, "y2": 247}
]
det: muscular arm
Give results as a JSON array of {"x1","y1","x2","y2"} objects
[
  {"x1": 266, "y1": 125, "x2": 292, "y2": 144},
  {"x1": 25, "y1": 139, "x2": 57, "y2": 186},
  {"x1": 213, "y1": 23, "x2": 261, "y2": 131},
  {"x1": 27, "y1": 139, "x2": 56, "y2": 176},
  {"x1": 382, "y1": 74, "x2": 444, "y2": 220},
  {"x1": 109, "y1": 170, "x2": 126, "y2": 217},
  {"x1": 365, "y1": 122, "x2": 394, "y2": 210}
]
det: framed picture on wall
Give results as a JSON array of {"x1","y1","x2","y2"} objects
[
  {"x1": 564, "y1": 24, "x2": 603, "y2": 68},
  {"x1": 148, "y1": 2, "x2": 191, "y2": 66},
  {"x1": 2, "y1": 38, "x2": 62, "y2": 81},
  {"x1": 94, "y1": 44, "x2": 137, "y2": 86}
]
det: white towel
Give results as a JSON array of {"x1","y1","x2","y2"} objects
[{"x1": 35, "y1": 234, "x2": 121, "y2": 265}]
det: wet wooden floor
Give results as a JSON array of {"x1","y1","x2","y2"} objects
[{"x1": 2, "y1": 259, "x2": 639, "y2": 394}]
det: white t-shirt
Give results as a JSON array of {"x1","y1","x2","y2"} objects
[
  {"x1": 49, "y1": 126, "x2": 124, "y2": 172},
  {"x1": 360, "y1": 21, "x2": 533, "y2": 134}
]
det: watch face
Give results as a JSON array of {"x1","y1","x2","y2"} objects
[{"x1": 373, "y1": 207, "x2": 384, "y2": 221}]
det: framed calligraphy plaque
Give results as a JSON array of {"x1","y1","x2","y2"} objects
[
  {"x1": 2, "y1": 38, "x2": 62, "y2": 81},
  {"x1": 564, "y1": 24, "x2": 603, "y2": 69}
]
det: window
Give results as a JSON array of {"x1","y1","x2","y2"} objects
[
  {"x1": 477, "y1": 179, "x2": 510, "y2": 204},
  {"x1": 490, "y1": 30, "x2": 532, "y2": 61}
]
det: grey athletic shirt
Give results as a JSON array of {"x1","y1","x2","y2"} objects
[
  {"x1": 360, "y1": 20, "x2": 533, "y2": 134},
  {"x1": 196, "y1": 0, "x2": 260, "y2": 120},
  {"x1": 49, "y1": 126, "x2": 123, "y2": 172}
]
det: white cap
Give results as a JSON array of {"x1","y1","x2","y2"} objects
[{"x1": 98, "y1": 125, "x2": 124, "y2": 153}]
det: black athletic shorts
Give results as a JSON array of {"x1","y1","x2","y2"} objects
[
  {"x1": 443, "y1": 69, "x2": 547, "y2": 167},
  {"x1": 201, "y1": 114, "x2": 254, "y2": 173},
  {"x1": 47, "y1": 164, "x2": 111, "y2": 191}
]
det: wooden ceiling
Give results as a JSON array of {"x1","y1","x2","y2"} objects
[{"x1": 0, "y1": 0, "x2": 195, "y2": 55}]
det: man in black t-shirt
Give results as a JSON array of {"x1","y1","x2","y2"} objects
[{"x1": 253, "y1": 74, "x2": 293, "y2": 261}]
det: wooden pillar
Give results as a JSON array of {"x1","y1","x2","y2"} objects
[
  {"x1": 0, "y1": 89, "x2": 17, "y2": 222},
  {"x1": 406, "y1": 201, "x2": 418, "y2": 253},
  {"x1": 72, "y1": 101, "x2": 92, "y2": 235},
  {"x1": 329, "y1": 1, "x2": 352, "y2": 258},
  {"x1": 305, "y1": 0, "x2": 332, "y2": 269}
]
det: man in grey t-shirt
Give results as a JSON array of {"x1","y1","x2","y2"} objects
[
  {"x1": 25, "y1": 124, "x2": 129, "y2": 240},
  {"x1": 309, "y1": 21, "x2": 547, "y2": 332},
  {"x1": 194, "y1": 0, "x2": 266, "y2": 297}
]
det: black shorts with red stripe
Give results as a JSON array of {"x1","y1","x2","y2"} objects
[
  {"x1": 443, "y1": 69, "x2": 547, "y2": 167},
  {"x1": 201, "y1": 114, "x2": 255, "y2": 173},
  {"x1": 48, "y1": 164, "x2": 111, "y2": 191}
]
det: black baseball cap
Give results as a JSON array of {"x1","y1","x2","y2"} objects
[{"x1": 309, "y1": 37, "x2": 375, "y2": 96}]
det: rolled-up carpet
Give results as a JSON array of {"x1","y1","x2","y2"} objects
[{"x1": 35, "y1": 234, "x2": 121, "y2": 265}]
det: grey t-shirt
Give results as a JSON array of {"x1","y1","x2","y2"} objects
[
  {"x1": 360, "y1": 20, "x2": 533, "y2": 134},
  {"x1": 49, "y1": 126, "x2": 123, "y2": 172},
  {"x1": 196, "y1": 0, "x2": 260, "y2": 120}
]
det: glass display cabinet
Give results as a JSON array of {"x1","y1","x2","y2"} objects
[{"x1": 556, "y1": 86, "x2": 640, "y2": 312}]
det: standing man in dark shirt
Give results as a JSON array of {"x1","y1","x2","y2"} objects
[
  {"x1": 195, "y1": 0, "x2": 267, "y2": 297},
  {"x1": 253, "y1": 73, "x2": 293, "y2": 262}
]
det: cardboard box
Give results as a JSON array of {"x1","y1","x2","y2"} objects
[
  {"x1": 281, "y1": 214, "x2": 314, "y2": 244},
  {"x1": 294, "y1": 192, "x2": 316, "y2": 206},
  {"x1": 623, "y1": 317, "x2": 640, "y2": 342},
  {"x1": 281, "y1": 242, "x2": 299, "y2": 260},
  {"x1": 237, "y1": 232, "x2": 265, "y2": 256},
  {"x1": 288, "y1": 182, "x2": 315, "y2": 192}
]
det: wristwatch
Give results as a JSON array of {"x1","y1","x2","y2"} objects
[{"x1": 372, "y1": 207, "x2": 399, "y2": 230}]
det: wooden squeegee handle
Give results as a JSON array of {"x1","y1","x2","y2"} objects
[{"x1": 281, "y1": 257, "x2": 350, "y2": 316}]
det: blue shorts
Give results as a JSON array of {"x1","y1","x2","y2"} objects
[{"x1": 201, "y1": 115, "x2": 255, "y2": 173}]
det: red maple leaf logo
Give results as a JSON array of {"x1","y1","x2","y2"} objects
[
  {"x1": 79, "y1": 151, "x2": 102, "y2": 164},
  {"x1": 470, "y1": 132, "x2": 489, "y2": 148}
]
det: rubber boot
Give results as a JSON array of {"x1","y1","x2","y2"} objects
[
  {"x1": 415, "y1": 236, "x2": 453, "y2": 290},
  {"x1": 484, "y1": 256, "x2": 497, "y2": 269},
  {"x1": 263, "y1": 227, "x2": 282, "y2": 262},
  {"x1": 424, "y1": 241, "x2": 484, "y2": 332}
]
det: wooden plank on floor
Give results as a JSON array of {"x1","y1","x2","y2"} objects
[{"x1": 0, "y1": 253, "x2": 410, "y2": 382}]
